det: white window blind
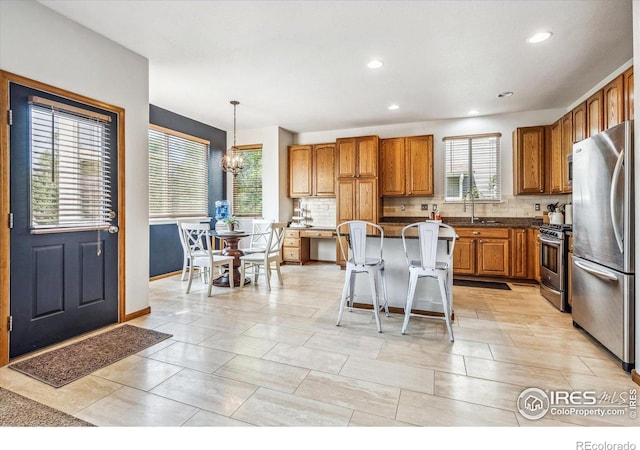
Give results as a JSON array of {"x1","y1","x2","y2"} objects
[
  {"x1": 29, "y1": 97, "x2": 113, "y2": 231},
  {"x1": 232, "y1": 145, "x2": 262, "y2": 217},
  {"x1": 443, "y1": 133, "x2": 501, "y2": 202},
  {"x1": 148, "y1": 125, "x2": 209, "y2": 219}
]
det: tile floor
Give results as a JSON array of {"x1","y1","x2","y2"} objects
[{"x1": 1, "y1": 262, "x2": 638, "y2": 430}]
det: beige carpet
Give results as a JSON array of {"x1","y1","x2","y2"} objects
[
  {"x1": 0, "y1": 387, "x2": 93, "y2": 427},
  {"x1": 9, "y1": 324, "x2": 172, "y2": 388}
]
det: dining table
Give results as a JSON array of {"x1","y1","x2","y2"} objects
[{"x1": 210, "y1": 230, "x2": 252, "y2": 287}]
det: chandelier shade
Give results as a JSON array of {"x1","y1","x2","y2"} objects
[{"x1": 220, "y1": 100, "x2": 244, "y2": 177}]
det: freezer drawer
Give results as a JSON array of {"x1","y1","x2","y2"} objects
[{"x1": 571, "y1": 256, "x2": 634, "y2": 370}]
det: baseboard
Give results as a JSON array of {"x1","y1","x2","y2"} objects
[
  {"x1": 632, "y1": 369, "x2": 640, "y2": 387},
  {"x1": 149, "y1": 270, "x2": 181, "y2": 281},
  {"x1": 124, "y1": 306, "x2": 151, "y2": 322}
]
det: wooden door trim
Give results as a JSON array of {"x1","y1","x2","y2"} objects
[{"x1": 0, "y1": 70, "x2": 126, "y2": 366}]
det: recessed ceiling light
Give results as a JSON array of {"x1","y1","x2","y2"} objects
[
  {"x1": 527, "y1": 31, "x2": 553, "y2": 44},
  {"x1": 498, "y1": 91, "x2": 514, "y2": 98},
  {"x1": 388, "y1": 104, "x2": 399, "y2": 111},
  {"x1": 468, "y1": 110, "x2": 479, "y2": 115},
  {"x1": 367, "y1": 59, "x2": 384, "y2": 69}
]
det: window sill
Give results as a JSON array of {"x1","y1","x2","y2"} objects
[{"x1": 150, "y1": 217, "x2": 211, "y2": 226}]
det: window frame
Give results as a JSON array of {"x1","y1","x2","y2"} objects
[
  {"x1": 232, "y1": 144, "x2": 263, "y2": 218},
  {"x1": 148, "y1": 124, "x2": 210, "y2": 220},
  {"x1": 442, "y1": 132, "x2": 502, "y2": 203}
]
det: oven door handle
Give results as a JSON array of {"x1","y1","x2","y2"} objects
[
  {"x1": 539, "y1": 236, "x2": 561, "y2": 246},
  {"x1": 573, "y1": 259, "x2": 618, "y2": 282}
]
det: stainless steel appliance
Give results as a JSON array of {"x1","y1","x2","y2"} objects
[
  {"x1": 539, "y1": 223, "x2": 571, "y2": 312},
  {"x1": 572, "y1": 120, "x2": 634, "y2": 372}
]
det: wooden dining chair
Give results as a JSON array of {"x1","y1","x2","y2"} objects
[{"x1": 239, "y1": 222, "x2": 287, "y2": 291}]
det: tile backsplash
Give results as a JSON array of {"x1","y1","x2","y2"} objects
[
  {"x1": 292, "y1": 197, "x2": 337, "y2": 227},
  {"x1": 382, "y1": 194, "x2": 572, "y2": 219},
  {"x1": 291, "y1": 193, "x2": 571, "y2": 226}
]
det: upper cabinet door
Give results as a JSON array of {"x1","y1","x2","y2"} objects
[
  {"x1": 336, "y1": 137, "x2": 357, "y2": 178},
  {"x1": 624, "y1": 66, "x2": 634, "y2": 122},
  {"x1": 356, "y1": 135, "x2": 379, "y2": 178},
  {"x1": 313, "y1": 143, "x2": 336, "y2": 197},
  {"x1": 288, "y1": 145, "x2": 313, "y2": 197},
  {"x1": 572, "y1": 102, "x2": 587, "y2": 143},
  {"x1": 561, "y1": 112, "x2": 573, "y2": 193},
  {"x1": 586, "y1": 90, "x2": 604, "y2": 137},
  {"x1": 604, "y1": 74, "x2": 624, "y2": 130},
  {"x1": 405, "y1": 135, "x2": 434, "y2": 196},
  {"x1": 513, "y1": 126, "x2": 546, "y2": 195},
  {"x1": 549, "y1": 119, "x2": 563, "y2": 194},
  {"x1": 380, "y1": 137, "x2": 405, "y2": 195}
]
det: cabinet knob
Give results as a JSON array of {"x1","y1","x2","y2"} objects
[
  {"x1": 479, "y1": 240, "x2": 483, "y2": 243},
  {"x1": 472, "y1": 231, "x2": 480, "y2": 235}
]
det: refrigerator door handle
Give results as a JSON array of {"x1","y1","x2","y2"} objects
[
  {"x1": 609, "y1": 149, "x2": 624, "y2": 254},
  {"x1": 574, "y1": 259, "x2": 618, "y2": 282}
]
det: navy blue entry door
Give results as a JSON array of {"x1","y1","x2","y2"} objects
[{"x1": 9, "y1": 83, "x2": 119, "y2": 358}]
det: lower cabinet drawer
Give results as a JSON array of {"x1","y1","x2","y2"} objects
[
  {"x1": 282, "y1": 247, "x2": 300, "y2": 261},
  {"x1": 284, "y1": 237, "x2": 299, "y2": 248}
]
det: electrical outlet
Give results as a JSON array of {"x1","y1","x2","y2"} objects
[
  {"x1": 421, "y1": 204, "x2": 429, "y2": 211},
  {"x1": 432, "y1": 204, "x2": 438, "y2": 211},
  {"x1": 534, "y1": 203, "x2": 540, "y2": 211}
]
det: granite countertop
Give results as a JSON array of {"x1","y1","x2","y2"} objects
[{"x1": 379, "y1": 216, "x2": 543, "y2": 229}]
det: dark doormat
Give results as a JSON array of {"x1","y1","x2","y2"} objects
[
  {"x1": 0, "y1": 387, "x2": 94, "y2": 426},
  {"x1": 453, "y1": 279, "x2": 511, "y2": 290},
  {"x1": 9, "y1": 324, "x2": 172, "y2": 388}
]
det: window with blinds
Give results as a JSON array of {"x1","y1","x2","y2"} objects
[
  {"x1": 232, "y1": 145, "x2": 262, "y2": 217},
  {"x1": 443, "y1": 133, "x2": 501, "y2": 202},
  {"x1": 148, "y1": 125, "x2": 209, "y2": 219},
  {"x1": 30, "y1": 97, "x2": 113, "y2": 231}
]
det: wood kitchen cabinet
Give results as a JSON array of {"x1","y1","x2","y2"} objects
[
  {"x1": 336, "y1": 135, "x2": 379, "y2": 178},
  {"x1": 624, "y1": 66, "x2": 634, "y2": 122},
  {"x1": 586, "y1": 90, "x2": 604, "y2": 137},
  {"x1": 512, "y1": 126, "x2": 547, "y2": 195},
  {"x1": 288, "y1": 143, "x2": 336, "y2": 197},
  {"x1": 604, "y1": 73, "x2": 625, "y2": 130},
  {"x1": 510, "y1": 228, "x2": 528, "y2": 279},
  {"x1": 313, "y1": 143, "x2": 336, "y2": 196},
  {"x1": 572, "y1": 102, "x2": 587, "y2": 143},
  {"x1": 453, "y1": 228, "x2": 510, "y2": 277},
  {"x1": 380, "y1": 135, "x2": 434, "y2": 196},
  {"x1": 288, "y1": 145, "x2": 312, "y2": 197},
  {"x1": 561, "y1": 112, "x2": 573, "y2": 193},
  {"x1": 282, "y1": 229, "x2": 310, "y2": 265},
  {"x1": 549, "y1": 119, "x2": 563, "y2": 194},
  {"x1": 526, "y1": 228, "x2": 541, "y2": 282}
]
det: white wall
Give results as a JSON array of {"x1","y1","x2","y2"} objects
[
  {"x1": 0, "y1": 0, "x2": 150, "y2": 316},
  {"x1": 227, "y1": 125, "x2": 293, "y2": 227}
]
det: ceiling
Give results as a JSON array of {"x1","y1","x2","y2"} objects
[{"x1": 38, "y1": 0, "x2": 633, "y2": 134}]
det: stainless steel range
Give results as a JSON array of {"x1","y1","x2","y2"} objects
[{"x1": 539, "y1": 223, "x2": 572, "y2": 312}]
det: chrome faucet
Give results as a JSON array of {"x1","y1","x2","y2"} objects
[{"x1": 463, "y1": 191, "x2": 479, "y2": 223}]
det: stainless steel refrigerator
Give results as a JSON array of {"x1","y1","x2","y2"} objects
[{"x1": 572, "y1": 120, "x2": 634, "y2": 372}]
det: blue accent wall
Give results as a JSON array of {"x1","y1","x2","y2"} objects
[{"x1": 149, "y1": 105, "x2": 227, "y2": 277}]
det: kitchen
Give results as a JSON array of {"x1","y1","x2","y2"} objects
[{"x1": 1, "y1": 0, "x2": 640, "y2": 440}]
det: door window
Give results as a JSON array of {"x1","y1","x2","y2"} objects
[{"x1": 29, "y1": 96, "x2": 113, "y2": 232}]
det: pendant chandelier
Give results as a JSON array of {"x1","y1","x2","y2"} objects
[{"x1": 220, "y1": 100, "x2": 244, "y2": 177}]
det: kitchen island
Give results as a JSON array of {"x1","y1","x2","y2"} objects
[{"x1": 348, "y1": 226, "x2": 457, "y2": 317}]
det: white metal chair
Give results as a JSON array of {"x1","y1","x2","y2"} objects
[
  {"x1": 180, "y1": 222, "x2": 234, "y2": 296},
  {"x1": 400, "y1": 222, "x2": 456, "y2": 340},
  {"x1": 239, "y1": 219, "x2": 273, "y2": 255},
  {"x1": 336, "y1": 221, "x2": 389, "y2": 333},
  {"x1": 239, "y1": 222, "x2": 287, "y2": 291}
]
